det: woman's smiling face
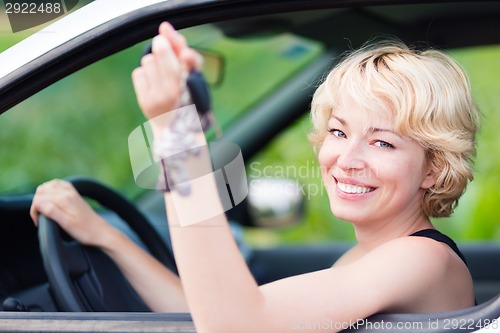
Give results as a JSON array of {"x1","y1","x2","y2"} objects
[{"x1": 318, "y1": 97, "x2": 437, "y2": 226}]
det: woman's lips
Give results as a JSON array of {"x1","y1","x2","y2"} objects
[
  {"x1": 336, "y1": 181, "x2": 376, "y2": 194},
  {"x1": 333, "y1": 177, "x2": 377, "y2": 199}
]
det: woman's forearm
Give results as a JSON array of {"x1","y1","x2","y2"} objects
[
  {"x1": 98, "y1": 225, "x2": 189, "y2": 312},
  {"x1": 164, "y1": 139, "x2": 264, "y2": 332}
]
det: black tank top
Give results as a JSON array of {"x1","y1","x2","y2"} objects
[
  {"x1": 409, "y1": 229, "x2": 475, "y2": 304},
  {"x1": 409, "y1": 228, "x2": 468, "y2": 265}
]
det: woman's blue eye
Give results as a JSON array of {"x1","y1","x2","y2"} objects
[
  {"x1": 328, "y1": 128, "x2": 346, "y2": 138},
  {"x1": 374, "y1": 140, "x2": 395, "y2": 149}
]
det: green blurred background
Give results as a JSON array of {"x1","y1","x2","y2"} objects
[{"x1": 0, "y1": 8, "x2": 499, "y2": 245}]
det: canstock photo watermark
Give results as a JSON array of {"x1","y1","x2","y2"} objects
[
  {"x1": 290, "y1": 317, "x2": 499, "y2": 331},
  {"x1": 128, "y1": 105, "x2": 248, "y2": 227},
  {"x1": 249, "y1": 160, "x2": 327, "y2": 200},
  {"x1": 3, "y1": 0, "x2": 79, "y2": 32},
  {"x1": 248, "y1": 160, "x2": 382, "y2": 200}
]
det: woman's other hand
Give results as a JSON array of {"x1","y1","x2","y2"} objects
[{"x1": 30, "y1": 179, "x2": 111, "y2": 247}]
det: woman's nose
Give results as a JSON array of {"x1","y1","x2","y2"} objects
[{"x1": 337, "y1": 142, "x2": 366, "y2": 171}]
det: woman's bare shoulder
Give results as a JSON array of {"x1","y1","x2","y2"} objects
[
  {"x1": 334, "y1": 235, "x2": 452, "y2": 268},
  {"x1": 360, "y1": 236, "x2": 474, "y2": 312}
]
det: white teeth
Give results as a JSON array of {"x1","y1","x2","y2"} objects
[{"x1": 337, "y1": 181, "x2": 374, "y2": 194}]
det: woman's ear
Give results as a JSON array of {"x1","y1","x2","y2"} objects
[{"x1": 421, "y1": 167, "x2": 437, "y2": 189}]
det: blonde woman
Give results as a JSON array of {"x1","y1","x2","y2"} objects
[{"x1": 32, "y1": 22, "x2": 479, "y2": 332}]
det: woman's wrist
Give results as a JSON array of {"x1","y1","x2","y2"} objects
[
  {"x1": 90, "y1": 219, "x2": 124, "y2": 252},
  {"x1": 153, "y1": 105, "x2": 209, "y2": 195}
]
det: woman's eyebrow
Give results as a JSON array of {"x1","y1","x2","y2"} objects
[
  {"x1": 331, "y1": 115, "x2": 403, "y2": 139},
  {"x1": 330, "y1": 115, "x2": 346, "y2": 125},
  {"x1": 370, "y1": 127, "x2": 403, "y2": 139}
]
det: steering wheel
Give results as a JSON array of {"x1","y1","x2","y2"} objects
[{"x1": 38, "y1": 177, "x2": 177, "y2": 312}]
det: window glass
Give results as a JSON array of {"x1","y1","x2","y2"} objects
[
  {"x1": 0, "y1": 23, "x2": 326, "y2": 199},
  {"x1": 0, "y1": 44, "x2": 145, "y2": 196}
]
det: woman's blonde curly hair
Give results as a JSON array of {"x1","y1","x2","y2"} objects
[{"x1": 309, "y1": 40, "x2": 480, "y2": 218}]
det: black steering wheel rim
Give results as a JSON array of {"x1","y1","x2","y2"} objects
[{"x1": 38, "y1": 176, "x2": 176, "y2": 312}]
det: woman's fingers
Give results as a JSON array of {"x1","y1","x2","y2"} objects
[
  {"x1": 180, "y1": 48, "x2": 203, "y2": 72},
  {"x1": 29, "y1": 195, "x2": 40, "y2": 226},
  {"x1": 158, "y1": 22, "x2": 187, "y2": 57},
  {"x1": 34, "y1": 200, "x2": 66, "y2": 227},
  {"x1": 151, "y1": 34, "x2": 180, "y2": 71},
  {"x1": 159, "y1": 22, "x2": 202, "y2": 72},
  {"x1": 141, "y1": 53, "x2": 164, "y2": 97},
  {"x1": 151, "y1": 35, "x2": 182, "y2": 94},
  {"x1": 133, "y1": 22, "x2": 205, "y2": 121},
  {"x1": 30, "y1": 179, "x2": 72, "y2": 226},
  {"x1": 131, "y1": 67, "x2": 148, "y2": 110},
  {"x1": 30, "y1": 179, "x2": 107, "y2": 246}
]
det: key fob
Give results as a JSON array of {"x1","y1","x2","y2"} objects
[{"x1": 186, "y1": 70, "x2": 212, "y2": 131}]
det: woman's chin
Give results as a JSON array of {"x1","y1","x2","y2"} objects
[{"x1": 329, "y1": 204, "x2": 368, "y2": 224}]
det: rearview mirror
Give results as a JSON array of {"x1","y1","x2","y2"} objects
[{"x1": 196, "y1": 49, "x2": 224, "y2": 86}]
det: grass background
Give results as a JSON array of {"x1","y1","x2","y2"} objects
[{"x1": 1, "y1": 24, "x2": 499, "y2": 245}]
